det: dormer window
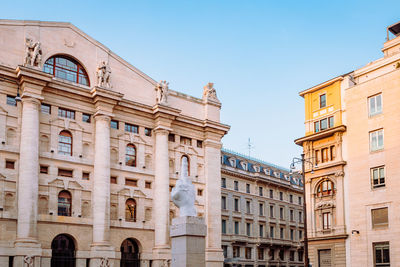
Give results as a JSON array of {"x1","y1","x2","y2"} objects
[
  {"x1": 240, "y1": 161, "x2": 247, "y2": 170},
  {"x1": 44, "y1": 56, "x2": 89, "y2": 86},
  {"x1": 228, "y1": 157, "x2": 236, "y2": 167}
]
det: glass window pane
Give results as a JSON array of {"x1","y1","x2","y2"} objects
[
  {"x1": 376, "y1": 95, "x2": 382, "y2": 113},
  {"x1": 321, "y1": 119, "x2": 327, "y2": 130},
  {"x1": 370, "y1": 97, "x2": 376, "y2": 114}
]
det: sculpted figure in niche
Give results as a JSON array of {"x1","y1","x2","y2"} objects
[
  {"x1": 203, "y1": 82, "x2": 219, "y2": 102},
  {"x1": 171, "y1": 156, "x2": 196, "y2": 217},
  {"x1": 155, "y1": 80, "x2": 169, "y2": 105},
  {"x1": 96, "y1": 61, "x2": 112, "y2": 88},
  {"x1": 24, "y1": 38, "x2": 42, "y2": 67}
]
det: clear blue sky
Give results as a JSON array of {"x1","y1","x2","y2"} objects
[{"x1": 2, "y1": 0, "x2": 400, "y2": 167}]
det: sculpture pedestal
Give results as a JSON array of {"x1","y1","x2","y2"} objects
[{"x1": 170, "y1": 216, "x2": 207, "y2": 267}]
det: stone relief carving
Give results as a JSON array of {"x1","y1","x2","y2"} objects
[
  {"x1": 171, "y1": 156, "x2": 196, "y2": 217},
  {"x1": 203, "y1": 82, "x2": 219, "y2": 102},
  {"x1": 316, "y1": 200, "x2": 335, "y2": 209},
  {"x1": 23, "y1": 256, "x2": 34, "y2": 267},
  {"x1": 96, "y1": 61, "x2": 112, "y2": 88},
  {"x1": 155, "y1": 80, "x2": 169, "y2": 105},
  {"x1": 24, "y1": 38, "x2": 42, "y2": 67},
  {"x1": 335, "y1": 171, "x2": 345, "y2": 177},
  {"x1": 161, "y1": 259, "x2": 171, "y2": 267},
  {"x1": 100, "y1": 257, "x2": 110, "y2": 267}
]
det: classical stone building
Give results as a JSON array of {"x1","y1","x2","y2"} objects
[
  {"x1": 296, "y1": 21, "x2": 400, "y2": 266},
  {"x1": 220, "y1": 149, "x2": 304, "y2": 267},
  {"x1": 0, "y1": 20, "x2": 229, "y2": 267}
]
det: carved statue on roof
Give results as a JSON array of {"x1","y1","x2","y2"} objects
[
  {"x1": 171, "y1": 156, "x2": 196, "y2": 217},
  {"x1": 155, "y1": 80, "x2": 169, "y2": 105},
  {"x1": 97, "y1": 61, "x2": 112, "y2": 88},
  {"x1": 203, "y1": 82, "x2": 219, "y2": 102},
  {"x1": 24, "y1": 38, "x2": 42, "y2": 68}
]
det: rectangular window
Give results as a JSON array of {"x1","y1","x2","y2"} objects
[
  {"x1": 234, "y1": 198, "x2": 239, "y2": 212},
  {"x1": 144, "y1": 128, "x2": 152, "y2": 137},
  {"x1": 197, "y1": 140, "x2": 203, "y2": 148},
  {"x1": 270, "y1": 248, "x2": 275, "y2": 260},
  {"x1": 371, "y1": 166, "x2": 385, "y2": 188},
  {"x1": 58, "y1": 108, "x2": 75, "y2": 119},
  {"x1": 245, "y1": 247, "x2": 252, "y2": 259},
  {"x1": 125, "y1": 123, "x2": 138, "y2": 133},
  {"x1": 330, "y1": 145, "x2": 336, "y2": 160},
  {"x1": 82, "y1": 171, "x2": 90, "y2": 180},
  {"x1": 197, "y1": 189, "x2": 203, "y2": 196},
  {"x1": 270, "y1": 205, "x2": 274, "y2": 217},
  {"x1": 320, "y1": 118, "x2": 328, "y2": 130},
  {"x1": 299, "y1": 230, "x2": 303, "y2": 240},
  {"x1": 374, "y1": 242, "x2": 390, "y2": 266},
  {"x1": 370, "y1": 129, "x2": 384, "y2": 151},
  {"x1": 221, "y1": 177, "x2": 226, "y2": 188},
  {"x1": 6, "y1": 95, "x2": 17, "y2": 106},
  {"x1": 180, "y1": 136, "x2": 192, "y2": 146},
  {"x1": 259, "y1": 186, "x2": 263, "y2": 196},
  {"x1": 323, "y1": 212, "x2": 332, "y2": 229},
  {"x1": 168, "y1": 133, "x2": 175, "y2": 142},
  {"x1": 299, "y1": 211, "x2": 303, "y2": 222},
  {"x1": 298, "y1": 250, "x2": 304, "y2": 261},
  {"x1": 246, "y1": 223, "x2": 251, "y2": 236},
  {"x1": 298, "y1": 196, "x2": 302, "y2": 205},
  {"x1": 279, "y1": 192, "x2": 283, "y2": 200},
  {"x1": 40, "y1": 165, "x2": 48, "y2": 174},
  {"x1": 322, "y1": 147, "x2": 329, "y2": 163},
  {"x1": 221, "y1": 220, "x2": 226, "y2": 234},
  {"x1": 315, "y1": 149, "x2": 320, "y2": 164},
  {"x1": 58, "y1": 168, "x2": 73, "y2": 178},
  {"x1": 221, "y1": 196, "x2": 226, "y2": 209},
  {"x1": 234, "y1": 221, "x2": 239, "y2": 234},
  {"x1": 259, "y1": 203, "x2": 264, "y2": 216},
  {"x1": 246, "y1": 200, "x2": 251, "y2": 214},
  {"x1": 290, "y1": 251, "x2": 295, "y2": 261},
  {"x1": 290, "y1": 210, "x2": 294, "y2": 221},
  {"x1": 233, "y1": 246, "x2": 240, "y2": 258},
  {"x1": 280, "y1": 227, "x2": 284, "y2": 239},
  {"x1": 280, "y1": 207, "x2": 284, "y2": 220},
  {"x1": 290, "y1": 229, "x2": 294, "y2": 240},
  {"x1": 5, "y1": 160, "x2": 15, "y2": 169},
  {"x1": 259, "y1": 224, "x2": 264, "y2": 237},
  {"x1": 289, "y1": 194, "x2": 293, "y2": 203},
  {"x1": 82, "y1": 113, "x2": 91, "y2": 123},
  {"x1": 125, "y1": 178, "x2": 138, "y2": 187},
  {"x1": 110, "y1": 120, "x2": 119, "y2": 129},
  {"x1": 369, "y1": 94, "x2": 382, "y2": 117},
  {"x1": 314, "y1": 121, "x2": 320, "y2": 133},
  {"x1": 222, "y1": 245, "x2": 228, "y2": 258},
  {"x1": 279, "y1": 249, "x2": 285, "y2": 260},
  {"x1": 270, "y1": 226, "x2": 274, "y2": 238},
  {"x1": 372, "y1": 207, "x2": 388, "y2": 229},
  {"x1": 258, "y1": 247, "x2": 264, "y2": 260},
  {"x1": 145, "y1": 181, "x2": 152, "y2": 189},
  {"x1": 110, "y1": 176, "x2": 117, "y2": 184},
  {"x1": 328, "y1": 116, "x2": 334, "y2": 128},
  {"x1": 320, "y1": 94, "x2": 326, "y2": 108},
  {"x1": 246, "y1": 183, "x2": 250, "y2": 193},
  {"x1": 41, "y1": 103, "x2": 51, "y2": 114},
  {"x1": 269, "y1": 189, "x2": 274, "y2": 198},
  {"x1": 234, "y1": 181, "x2": 239, "y2": 191}
]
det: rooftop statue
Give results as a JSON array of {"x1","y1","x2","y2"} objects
[
  {"x1": 24, "y1": 38, "x2": 42, "y2": 68},
  {"x1": 171, "y1": 156, "x2": 196, "y2": 217},
  {"x1": 96, "y1": 61, "x2": 112, "y2": 88},
  {"x1": 155, "y1": 80, "x2": 169, "y2": 105}
]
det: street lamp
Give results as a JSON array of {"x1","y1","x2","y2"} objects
[{"x1": 289, "y1": 154, "x2": 317, "y2": 267}]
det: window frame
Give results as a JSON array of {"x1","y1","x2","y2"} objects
[
  {"x1": 125, "y1": 198, "x2": 137, "y2": 222},
  {"x1": 322, "y1": 212, "x2": 332, "y2": 230},
  {"x1": 320, "y1": 93, "x2": 326, "y2": 108},
  {"x1": 58, "y1": 130, "x2": 73, "y2": 156},
  {"x1": 125, "y1": 144, "x2": 137, "y2": 167},
  {"x1": 58, "y1": 108, "x2": 75, "y2": 120},
  {"x1": 6, "y1": 95, "x2": 17, "y2": 106},
  {"x1": 371, "y1": 166, "x2": 385, "y2": 188},
  {"x1": 370, "y1": 129, "x2": 384, "y2": 152},
  {"x1": 43, "y1": 55, "x2": 90, "y2": 86},
  {"x1": 125, "y1": 123, "x2": 139, "y2": 134},
  {"x1": 368, "y1": 93, "x2": 383, "y2": 117},
  {"x1": 373, "y1": 242, "x2": 390, "y2": 266},
  {"x1": 57, "y1": 190, "x2": 72, "y2": 216}
]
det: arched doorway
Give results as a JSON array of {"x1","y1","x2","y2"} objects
[
  {"x1": 51, "y1": 234, "x2": 76, "y2": 267},
  {"x1": 121, "y1": 238, "x2": 140, "y2": 267}
]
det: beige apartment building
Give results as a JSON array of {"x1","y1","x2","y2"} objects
[
  {"x1": 0, "y1": 20, "x2": 230, "y2": 267},
  {"x1": 220, "y1": 149, "x2": 304, "y2": 267},
  {"x1": 296, "y1": 21, "x2": 400, "y2": 266}
]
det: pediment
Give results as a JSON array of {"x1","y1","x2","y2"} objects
[
  {"x1": 117, "y1": 188, "x2": 130, "y2": 196},
  {"x1": 68, "y1": 180, "x2": 83, "y2": 190},
  {"x1": 48, "y1": 178, "x2": 66, "y2": 188},
  {"x1": 133, "y1": 189, "x2": 146, "y2": 197}
]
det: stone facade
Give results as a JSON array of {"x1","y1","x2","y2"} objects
[
  {"x1": 296, "y1": 21, "x2": 400, "y2": 266},
  {"x1": 0, "y1": 20, "x2": 229, "y2": 267},
  {"x1": 220, "y1": 149, "x2": 304, "y2": 267}
]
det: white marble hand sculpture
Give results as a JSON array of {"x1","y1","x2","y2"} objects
[{"x1": 171, "y1": 156, "x2": 196, "y2": 217}]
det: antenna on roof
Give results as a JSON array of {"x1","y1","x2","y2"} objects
[{"x1": 247, "y1": 138, "x2": 254, "y2": 158}]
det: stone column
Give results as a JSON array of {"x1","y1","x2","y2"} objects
[
  {"x1": 152, "y1": 128, "x2": 171, "y2": 265},
  {"x1": 204, "y1": 140, "x2": 224, "y2": 267},
  {"x1": 91, "y1": 114, "x2": 114, "y2": 266},
  {"x1": 16, "y1": 96, "x2": 41, "y2": 244}
]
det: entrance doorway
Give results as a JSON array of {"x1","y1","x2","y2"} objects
[
  {"x1": 121, "y1": 238, "x2": 140, "y2": 267},
  {"x1": 51, "y1": 234, "x2": 76, "y2": 267}
]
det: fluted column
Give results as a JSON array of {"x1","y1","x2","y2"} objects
[
  {"x1": 16, "y1": 96, "x2": 41, "y2": 244},
  {"x1": 152, "y1": 128, "x2": 170, "y2": 264},
  {"x1": 204, "y1": 140, "x2": 224, "y2": 267},
  {"x1": 92, "y1": 115, "x2": 111, "y2": 246}
]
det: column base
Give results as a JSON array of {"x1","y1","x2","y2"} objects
[
  {"x1": 205, "y1": 248, "x2": 224, "y2": 267},
  {"x1": 90, "y1": 244, "x2": 116, "y2": 267},
  {"x1": 152, "y1": 245, "x2": 171, "y2": 267}
]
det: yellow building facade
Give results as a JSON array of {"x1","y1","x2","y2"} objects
[{"x1": 296, "y1": 21, "x2": 400, "y2": 267}]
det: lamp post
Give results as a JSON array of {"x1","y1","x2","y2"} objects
[{"x1": 290, "y1": 153, "x2": 316, "y2": 267}]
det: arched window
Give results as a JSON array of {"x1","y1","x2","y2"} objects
[
  {"x1": 58, "y1": 190, "x2": 72, "y2": 216},
  {"x1": 121, "y1": 238, "x2": 140, "y2": 266},
  {"x1": 181, "y1": 155, "x2": 190, "y2": 176},
  {"x1": 59, "y1": 130, "x2": 72, "y2": 156},
  {"x1": 44, "y1": 56, "x2": 90, "y2": 86},
  {"x1": 125, "y1": 198, "x2": 136, "y2": 222},
  {"x1": 316, "y1": 180, "x2": 335, "y2": 197},
  {"x1": 125, "y1": 144, "x2": 136, "y2": 167},
  {"x1": 51, "y1": 234, "x2": 76, "y2": 267}
]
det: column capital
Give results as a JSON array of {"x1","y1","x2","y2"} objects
[
  {"x1": 93, "y1": 114, "x2": 111, "y2": 123},
  {"x1": 153, "y1": 126, "x2": 171, "y2": 135},
  {"x1": 203, "y1": 139, "x2": 222, "y2": 149},
  {"x1": 91, "y1": 86, "x2": 123, "y2": 117},
  {"x1": 16, "y1": 66, "x2": 51, "y2": 100}
]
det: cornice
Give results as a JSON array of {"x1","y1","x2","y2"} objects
[
  {"x1": 294, "y1": 125, "x2": 346, "y2": 146},
  {"x1": 308, "y1": 234, "x2": 348, "y2": 242},
  {"x1": 299, "y1": 76, "x2": 344, "y2": 97}
]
